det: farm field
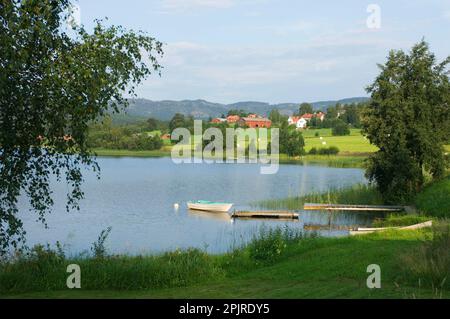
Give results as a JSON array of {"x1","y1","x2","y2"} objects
[{"x1": 95, "y1": 128, "x2": 448, "y2": 162}]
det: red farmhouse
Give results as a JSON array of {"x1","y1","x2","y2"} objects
[{"x1": 239, "y1": 117, "x2": 272, "y2": 128}]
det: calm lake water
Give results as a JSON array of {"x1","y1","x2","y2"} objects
[{"x1": 19, "y1": 157, "x2": 372, "y2": 255}]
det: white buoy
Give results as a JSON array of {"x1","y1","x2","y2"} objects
[{"x1": 174, "y1": 203, "x2": 180, "y2": 210}]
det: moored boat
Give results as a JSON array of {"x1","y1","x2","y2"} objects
[{"x1": 187, "y1": 200, "x2": 233, "y2": 213}]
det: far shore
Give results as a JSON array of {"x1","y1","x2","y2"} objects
[{"x1": 93, "y1": 148, "x2": 368, "y2": 168}]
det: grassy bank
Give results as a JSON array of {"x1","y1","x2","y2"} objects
[{"x1": 1, "y1": 227, "x2": 448, "y2": 299}]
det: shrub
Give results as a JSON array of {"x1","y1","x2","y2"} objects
[
  {"x1": 309, "y1": 147, "x2": 339, "y2": 156},
  {"x1": 247, "y1": 227, "x2": 306, "y2": 264},
  {"x1": 309, "y1": 147, "x2": 318, "y2": 155},
  {"x1": 318, "y1": 146, "x2": 340, "y2": 155},
  {"x1": 332, "y1": 120, "x2": 350, "y2": 136}
]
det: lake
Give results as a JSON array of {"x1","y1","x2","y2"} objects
[{"x1": 18, "y1": 157, "x2": 371, "y2": 255}]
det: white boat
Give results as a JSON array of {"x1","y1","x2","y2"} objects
[{"x1": 187, "y1": 200, "x2": 233, "y2": 213}]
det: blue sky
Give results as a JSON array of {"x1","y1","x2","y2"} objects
[{"x1": 76, "y1": 0, "x2": 450, "y2": 104}]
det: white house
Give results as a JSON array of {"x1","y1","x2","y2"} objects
[
  {"x1": 296, "y1": 118, "x2": 308, "y2": 129},
  {"x1": 288, "y1": 116, "x2": 308, "y2": 129}
]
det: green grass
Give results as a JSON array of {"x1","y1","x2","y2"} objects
[
  {"x1": 415, "y1": 176, "x2": 450, "y2": 218},
  {"x1": 304, "y1": 134, "x2": 377, "y2": 154},
  {"x1": 254, "y1": 184, "x2": 382, "y2": 210},
  {"x1": 2, "y1": 229, "x2": 447, "y2": 299}
]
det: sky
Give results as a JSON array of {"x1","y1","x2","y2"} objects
[{"x1": 76, "y1": 0, "x2": 450, "y2": 104}]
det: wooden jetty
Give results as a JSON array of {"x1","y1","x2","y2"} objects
[
  {"x1": 232, "y1": 211, "x2": 299, "y2": 220},
  {"x1": 349, "y1": 221, "x2": 433, "y2": 236},
  {"x1": 304, "y1": 203, "x2": 405, "y2": 212}
]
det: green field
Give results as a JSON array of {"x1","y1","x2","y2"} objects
[
  {"x1": 303, "y1": 129, "x2": 378, "y2": 154},
  {"x1": 93, "y1": 130, "x2": 449, "y2": 174}
]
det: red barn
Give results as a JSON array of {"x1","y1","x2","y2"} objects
[{"x1": 239, "y1": 117, "x2": 272, "y2": 128}]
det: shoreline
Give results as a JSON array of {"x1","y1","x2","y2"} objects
[{"x1": 93, "y1": 148, "x2": 367, "y2": 168}]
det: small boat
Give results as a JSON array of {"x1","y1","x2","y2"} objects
[{"x1": 187, "y1": 200, "x2": 233, "y2": 213}]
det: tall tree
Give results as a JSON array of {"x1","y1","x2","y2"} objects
[
  {"x1": 362, "y1": 40, "x2": 450, "y2": 203},
  {"x1": 146, "y1": 118, "x2": 159, "y2": 131},
  {"x1": 326, "y1": 105, "x2": 338, "y2": 120},
  {"x1": 169, "y1": 113, "x2": 186, "y2": 132},
  {"x1": 279, "y1": 122, "x2": 305, "y2": 157},
  {"x1": 331, "y1": 119, "x2": 350, "y2": 136},
  {"x1": 299, "y1": 103, "x2": 313, "y2": 115},
  {"x1": 341, "y1": 104, "x2": 361, "y2": 127},
  {"x1": 269, "y1": 109, "x2": 282, "y2": 125},
  {"x1": 0, "y1": 0, "x2": 163, "y2": 252}
]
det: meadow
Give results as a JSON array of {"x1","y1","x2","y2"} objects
[{"x1": 303, "y1": 129, "x2": 378, "y2": 154}]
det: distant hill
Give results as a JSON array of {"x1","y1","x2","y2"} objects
[{"x1": 118, "y1": 97, "x2": 370, "y2": 121}]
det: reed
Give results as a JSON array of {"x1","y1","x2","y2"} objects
[{"x1": 254, "y1": 184, "x2": 383, "y2": 210}]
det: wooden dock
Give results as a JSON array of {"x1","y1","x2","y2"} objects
[
  {"x1": 232, "y1": 211, "x2": 299, "y2": 220},
  {"x1": 304, "y1": 203, "x2": 405, "y2": 212}
]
